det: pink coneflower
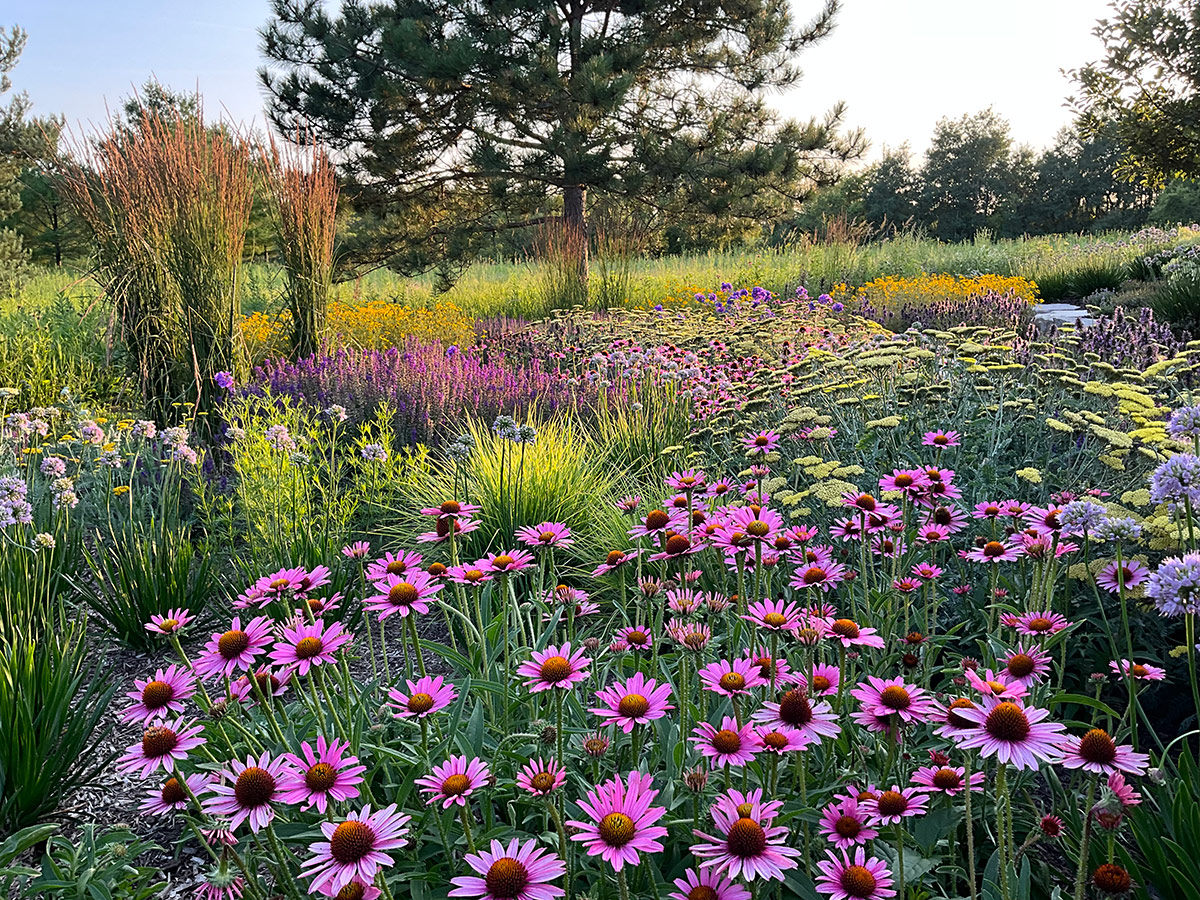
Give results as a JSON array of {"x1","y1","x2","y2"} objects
[
  {"x1": 1004, "y1": 610, "x2": 1072, "y2": 637},
  {"x1": 650, "y1": 532, "x2": 705, "y2": 561},
  {"x1": 757, "y1": 725, "x2": 808, "y2": 755},
  {"x1": 798, "y1": 663, "x2": 840, "y2": 696},
  {"x1": 420, "y1": 499, "x2": 482, "y2": 519},
  {"x1": 417, "y1": 515, "x2": 482, "y2": 543},
  {"x1": 690, "y1": 794, "x2": 800, "y2": 881},
  {"x1": 667, "y1": 469, "x2": 708, "y2": 493},
  {"x1": 194, "y1": 616, "x2": 273, "y2": 680},
  {"x1": 229, "y1": 668, "x2": 292, "y2": 704},
  {"x1": 364, "y1": 570, "x2": 442, "y2": 621},
  {"x1": 518, "y1": 643, "x2": 591, "y2": 693},
  {"x1": 122, "y1": 664, "x2": 196, "y2": 724},
  {"x1": 862, "y1": 786, "x2": 928, "y2": 825},
  {"x1": 1059, "y1": 727, "x2": 1149, "y2": 775},
  {"x1": 850, "y1": 676, "x2": 935, "y2": 727},
  {"x1": 118, "y1": 718, "x2": 206, "y2": 777},
  {"x1": 516, "y1": 521, "x2": 575, "y2": 550},
  {"x1": 416, "y1": 756, "x2": 491, "y2": 809},
  {"x1": 973, "y1": 500, "x2": 1004, "y2": 519},
  {"x1": 388, "y1": 675, "x2": 458, "y2": 719},
  {"x1": 447, "y1": 563, "x2": 494, "y2": 586},
  {"x1": 1018, "y1": 532, "x2": 1078, "y2": 560},
  {"x1": 1001, "y1": 643, "x2": 1053, "y2": 685},
  {"x1": 592, "y1": 549, "x2": 640, "y2": 577},
  {"x1": 790, "y1": 561, "x2": 849, "y2": 592},
  {"x1": 341, "y1": 541, "x2": 371, "y2": 559},
  {"x1": 269, "y1": 619, "x2": 352, "y2": 675},
  {"x1": 922, "y1": 430, "x2": 960, "y2": 448},
  {"x1": 910, "y1": 765, "x2": 983, "y2": 796},
  {"x1": 964, "y1": 540, "x2": 1024, "y2": 564},
  {"x1": 824, "y1": 618, "x2": 886, "y2": 649},
  {"x1": 613, "y1": 626, "x2": 654, "y2": 652},
  {"x1": 616, "y1": 495, "x2": 641, "y2": 513},
  {"x1": 964, "y1": 668, "x2": 1028, "y2": 700},
  {"x1": 951, "y1": 696, "x2": 1066, "y2": 770},
  {"x1": 727, "y1": 506, "x2": 785, "y2": 542},
  {"x1": 707, "y1": 480, "x2": 734, "y2": 497},
  {"x1": 743, "y1": 598, "x2": 803, "y2": 632},
  {"x1": 237, "y1": 567, "x2": 306, "y2": 608},
  {"x1": 591, "y1": 671, "x2": 674, "y2": 733},
  {"x1": 699, "y1": 657, "x2": 766, "y2": 697},
  {"x1": 1109, "y1": 659, "x2": 1165, "y2": 681},
  {"x1": 366, "y1": 550, "x2": 425, "y2": 583},
  {"x1": 203, "y1": 751, "x2": 290, "y2": 832},
  {"x1": 669, "y1": 620, "x2": 713, "y2": 651},
  {"x1": 482, "y1": 549, "x2": 536, "y2": 574},
  {"x1": 933, "y1": 697, "x2": 981, "y2": 739},
  {"x1": 892, "y1": 577, "x2": 921, "y2": 593},
  {"x1": 878, "y1": 468, "x2": 930, "y2": 496},
  {"x1": 692, "y1": 717, "x2": 763, "y2": 767},
  {"x1": 145, "y1": 607, "x2": 194, "y2": 636},
  {"x1": 1097, "y1": 560, "x2": 1149, "y2": 593},
  {"x1": 815, "y1": 848, "x2": 896, "y2": 900},
  {"x1": 1024, "y1": 505, "x2": 1064, "y2": 535},
  {"x1": 515, "y1": 757, "x2": 566, "y2": 797},
  {"x1": 830, "y1": 518, "x2": 863, "y2": 542},
  {"x1": 279, "y1": 736, "x2": 366, "y2": 813},
  {"x1": 743, "y1": 430, "x2": 781, "y2": 456},
  {"x1": 449, "y1": 837, "x2": 566, "y2": 900},
  {"x1": 755, "y1": 689, "x2": 841, "y2": 745},
  {"x1": 818, "y1": 797, "x2": 878, "y2": 850},
  {"x1": 300, "y1": 804, "x2": 411, "y2": 896},
  {"x1": 140, "y1": 772, "x2": 209, "y2": 815},
  {"x1": 628, "y1": 508, "x2": 687, "y2": 540},
  {"x1": 669, "y1": 867, "x2": 750, "y2": 900},
  {"x1": 568, "y1": 771, "x2": 667, "y2": 871},
  {"x1": 914, "y1": 523, "x2": 952, "y2": 544},
  {"x1": 197, "y1": 869, "x2": 245, "y2": 900},
  {"x1": 1105, "y1": 771, "x2": 1142, "y2": 808},
  {"x1": 744, "y1": 648, "x2": 795, "y2": 686}
]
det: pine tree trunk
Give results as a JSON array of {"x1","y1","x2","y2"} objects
[{"x1": 563, "y1": 184, "x2": 589, "y2": 303}]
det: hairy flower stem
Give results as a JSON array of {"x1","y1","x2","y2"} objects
[
  {"x1": 617, "y1": 869, "x2": 631, "y2": 900},
  {"x1": 459, "y1": 805, "x2": 477, "y2": 853},
  {"x1": 964, "y1": 754, "x2": 978, "y2": 900},
  {"x1": 1073, "y1": 778, "x2": 1097, "y2": 900},
  {"x1": 407, "y1": 615, "x2": 427, "y2": 677},
  {"x1": 996, "y1": 764, "x2": 1012, "y2": 900}
]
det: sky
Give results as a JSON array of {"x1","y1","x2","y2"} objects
[{"x1": 8, "y1": 0, "x2": 1115, "y2": 162}]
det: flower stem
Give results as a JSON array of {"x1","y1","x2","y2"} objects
[{"x1": 1073, "y1": 777, "x2": 1097, "y2": 900}]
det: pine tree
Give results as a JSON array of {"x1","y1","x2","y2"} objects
[{"x1": 0, "y1": 26, "x2": 31, "y2": 293}]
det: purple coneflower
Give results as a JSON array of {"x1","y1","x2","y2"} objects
[
  {"x1": 278, "y1": 736, "x2": 367, "y2": 813},
  {"x1": 567, "y1": 771, "x2": 668, "y2": 871},
  {"x1": 122, "y1": 664, "x2": 196, "y2": 724},
  {"x1": 203, "y1": 751, "x2": 290, "y2": 832},
  {"x1": 416, "y1": 756, "x2": 491, "y2": 808},
  {"x1": 300, "y1": 804, "x2": 410, "y2": 896},
  {"x1": 449, "y1": 838, "x2": 566, "y2": 900},
  {"x1": 388, "y1": 674, "x2": 458, "y2": 718}
]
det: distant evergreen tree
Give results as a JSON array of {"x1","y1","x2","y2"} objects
[{"x1": 0, "y1": 26, "x2": 31, "y2": 291}]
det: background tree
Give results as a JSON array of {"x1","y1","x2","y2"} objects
[
  {"x1": 1070, "y1": 0, "x2": 1200, "y2": 184},
  {"x1": 1149, "y1": 177, "x2": 1200, "y2": 225},
  {"x1": 0, "y1": 25, "x2": 31, "y2": 291},
  {"x1": 259, "y1": 0, "x2": 865, "y2": 291},
  {"x1": 859, "y1": 146, "x2": 920, "y2": 234}
]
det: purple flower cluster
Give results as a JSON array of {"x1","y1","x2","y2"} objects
[
  {"x1": 243, "y1": 340, "x2": 595, "y2": 446},
  {"x1": 1149, "y1": 454, "x2": 1200, "y2": 507},
  {"x1": 1071, "y1": 307, "x2": 1185, "y2": 370},
  {"x1": 853, "y1": 289, "x2": 1035, "y2": 333},
  {"x1": 1148, "y1": 552, "x2": 1200, "y2": 617}
]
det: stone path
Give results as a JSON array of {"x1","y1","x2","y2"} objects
[{"x1": 1034, "y1": 302, "x2": 1095, "y2": 328}]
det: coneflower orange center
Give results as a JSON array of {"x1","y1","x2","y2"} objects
[
  {"x1": 329, "y1": 820, "x2": 375, "y2": 864},
  {"x1": 141, "y1": 680, "x2": 174, "y2": 709},
  {"x1": 803, "y1": 566, "x2": 829, "y2": 584},
  {"x1": 269, "y1": 578, "x2": 292, "y2": 591},
  {"x1": 626, "y1": 630, "x2": 648, "y2": 645},
  {"x1": 834, "y1": 814, "x2": 861, "y2": 838},
  {"x1": 1027, "y1": 617, "x2": 1053, "y2": 632},
  {"x1": 141, "y1": 726, "x2": 179, "y2": 758},
  {"x1": 666, "y1": 535, "x2": 691, "y2": 555},
  {"x1": 407, "y1": 692, "x2": 435, "y2": 713},
  {"x1": 158, "y1": 618, "x2": 179, "y2": 632},
  {"x1": 746, "y1": 520, "x2": 770, "y2": 537},
  {"x1": 440, "y1": 500, "x2": 461, "y2": 515},
  {"x1": 160, "y1": 777, "x2": 186, "y2": 805},
  {"x1": 932, "y1": 768, "x2": 962, "y2": 790},
  {"x1": 947, "y1": 697, "x2": 977, "y2": 728},
  {"x1": 234, "y1": 767, "x2": 277, "y2": 807},
  {"x1": 618, "y1": 693, "x2": 650, "y2": 718},
  {"x1": 1078, "y1": 728, "x2": 1118, "y2": 764},
  {"x1": 539, "y1": 656, "x2": 572, "y2": 682},
  {"x1": 1131, "y1": 664, "x2": 1148, "y2": 678},
  {"x1": 538, "y1": 531, "x2": 557, "y2": 543},
  {"x1": 687, "y1": 887, "x2": 719, "y2": 900},
  {"x1": 1006, "y1": 653, "x2": 1036, "y2": 679},
  {"x1": 778, "y1": 690, "x2": 813, "y2": 726},
  {"x1": 763, "y1": 731, "x2": 789, "y2": 750},
  {"x1": 831, "y1": 619, "x2": 860, "y2": 639},
  {"x1": 530, "y1": 772, "x2": 556, "y2": 792},
  {"x1": 388, "y1": 583, "x2": 419, "y2": 606},
  {"x1": 218, "y1": 630, "x2": 250, "y2": 659},
  {"x1": 719, "y1": 672, "x2": 746, "y2": 692},
  {"x1": 812, "y1": 675, "x2": 831, "y2": 692},
  {"x1": 485, "y1": 858, "x2": 530, "y2": 899},
  {"x1": 1091, "y1": 863, "x2": 1131, "y2": 894},
  {"x1": 428, "y1": 562, "x2": 447, "y2": 577},
  {"x1": 876, "y1": 790, "x2": 908, "y2": 816},
  {"x1": 764, "y1": 612, "x2": 787, "y2": 627},
  {"x1": 492, "y1": 555, "x2": 515, "y2": 569},
  {"x1": 983, "y1": 541, "x2": 1006, "y2": 558},
  {"x1": 985, "y1": 702, "x2": 1031, "y2": 742},
  {"x1": 645, "y1": 510, "x2": 670, "y2": 530},
  {"x1": 386, "y1": 560, "x2": 409, "y2": 575},
  {"x1": 880, "y1": 686, "x2": 911, "y2": 710},
  {"x1": 335, "y1": 884, "x2": 367, "y2": 900},
  {"x1": 598, "y1": 812, "x2": 636, "y2": 846},
  {"x1": 710, "y1": 729, "x2": 742, "y2": 754},
  {"x1": 305, "y1": 763, "x2": 338, "y2": 792},
  {"x1": 726, "y1": 818, "x2": 767, "y2": 857},
  {"x1": 294, "y1": 637, "x2": 323, "y2": 660},
  {"x1": 841, "y1": 864, "x2": 878, "y2": 898},
  {"x1": 606, "y1": 550, "x2": 626, "y2": 566},
  {"x1": 441, "y1": 773, "x2": 471, "y2": 796}
]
